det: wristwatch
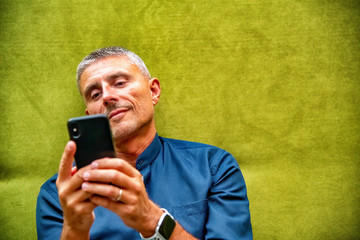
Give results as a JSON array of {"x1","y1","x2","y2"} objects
[{"x1": 140, "y1": 208, "x2": 176, "y2": 240}]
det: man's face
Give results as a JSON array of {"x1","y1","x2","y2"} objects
[{"x1": 79, "y1": 56, "x2": 160, "y2": 141}]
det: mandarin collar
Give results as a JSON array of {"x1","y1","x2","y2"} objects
[{"x1": 136, "y1": 134, "x2": 161, "y2": 170}]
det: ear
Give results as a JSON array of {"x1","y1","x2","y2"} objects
[
  {"x1": 85, "y1": 109, "x2": 90, "y2": 115},
  {"x1": 149, "y1": 78, "x2": 161, "y2": 106}
]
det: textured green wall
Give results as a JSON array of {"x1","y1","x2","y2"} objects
[{"x1": 1, "y1": 1, "x2": 359, "y2": 239}]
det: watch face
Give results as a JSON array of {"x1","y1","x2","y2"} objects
[{"x1": 159, "y1": 214, "x2": 176, "y2": 239}]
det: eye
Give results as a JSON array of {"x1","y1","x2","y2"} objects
[
  {"x1": 90, "y1": 89, "x2": 102, "y2": 100},
  {"x1": 115, "y1": 80, "x2": 126, "y2": 87}
]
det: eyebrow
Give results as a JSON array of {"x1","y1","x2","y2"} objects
[{"x1": 109, "y1": 72, "x2": 129, "y2": 80}]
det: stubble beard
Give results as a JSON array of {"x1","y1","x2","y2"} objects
[
  {"x1": 111, "y1": 119, "x2": 139, "y2": 143},
  {"x1": 110, "y1": 112, "x2": 154, "y2": 146},
  {"x1": 106, "y1": 101, "x2": 155, "y2": 146},
  {"x1": 106, "y1": 101, "x2": 137, "y2": 141}
]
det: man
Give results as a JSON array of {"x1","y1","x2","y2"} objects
[{"x1": 36, "y1": 47, "x2": 252, "y2": 239}]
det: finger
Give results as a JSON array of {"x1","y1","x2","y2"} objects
[
  {"x1": 82, "y1": 182, "x2": 130, "y2": 204},
  {"x1": 62, "y1": 196, "x2": 97, "y2": 221},
  {"x1": 65, "y1": 187, "x2": 94, "y2": 207},
  {"x1": 57, "y1": 141, "x2": 76, "y2": 182},
  {"x1": 60, "y1": 164, "x2": 94, "y2": 194},
  {"x1": 70, "y1": 201, "x2": 97, "y2": 215},
  {"x1": 89, "y1": 194, "x2": 119, "y2": 211},
  {"x1": 91, "y1": 158, "x2": 141, "y2": 179},
  {"x1": 89, "y1": 194, "x2": 137, "y2": 218},
  {"x1": 82, "y1": 169, "x2": 134, "y2": 189},
  {"x1": 71, "y1": 166, "x2": 77, "y2": 176}
]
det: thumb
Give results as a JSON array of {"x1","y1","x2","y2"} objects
[{"x1": 57, "y1": 141, "x2": 76, "y2": 182}]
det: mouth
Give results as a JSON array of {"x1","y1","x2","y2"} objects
[{"x1": 108, "y1": 108, "x2": 129, "y2": 120}]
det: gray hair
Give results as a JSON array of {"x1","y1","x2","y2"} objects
[{"x1": 76, "y1": 46, "x2": 151, "y2": 93}]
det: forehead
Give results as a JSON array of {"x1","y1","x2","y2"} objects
[{"x1": 79, "y1": 56, "x2": 142, "y2": 91}]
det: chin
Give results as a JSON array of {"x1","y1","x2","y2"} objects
[{"x1": 111, "y1": 122, "x2": 139, "y2": 142}]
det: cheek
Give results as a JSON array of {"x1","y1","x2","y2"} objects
[
  {"x1": 86, "y1": 102, "x2": 104, "y2": 115},
  {"x1": 128, "y1": 86, "x2": 152, "y2": 106},
  {"x1": 135, "y1": 91, "x2": 153, "y2": 110}
]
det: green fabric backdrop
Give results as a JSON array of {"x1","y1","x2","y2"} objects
[{"x1": 1, "y1": 0, "x2": 359, "y2": 239}]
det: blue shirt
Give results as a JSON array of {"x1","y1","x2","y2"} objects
[{"x1": 36, "y1": 135, "x2": 252, "y2": 239}]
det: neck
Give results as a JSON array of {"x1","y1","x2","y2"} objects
[{"x1": 113, "y1": 124, "x2": 157, "y2": 167}]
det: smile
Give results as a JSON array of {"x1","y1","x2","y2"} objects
[{"x1": 108, "y1": 108, "x2": 129, "y2": 120}]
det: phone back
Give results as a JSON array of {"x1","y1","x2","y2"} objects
[{"x1": 67, "y1": 114, "x2": 115, "y2": 169}]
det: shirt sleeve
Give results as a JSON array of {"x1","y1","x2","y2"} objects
[
  {"x1": 205, "y1": 151, "x2": 253, "y2": 240},
  {"x1": 36, "y1": 177, "x2": 63, "y2": 240}
]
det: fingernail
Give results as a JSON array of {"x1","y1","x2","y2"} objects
[
  {"x1": 83, "y1": 171, "x2": 90, "y2": 180},
  {"x1": 91, "y1": 162, "x2": 98, "y2": 169},
  {"x1": 66, "y1": 142, "x2": 73, "y2": 151},
  {"x1": 82, "y1": 182, "x2": 89, "y2": 190}
]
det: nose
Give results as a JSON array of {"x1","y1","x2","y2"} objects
[{"x1": 102, "y1": 85, "x2": 119, "y2": 106}]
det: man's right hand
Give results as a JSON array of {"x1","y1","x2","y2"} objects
[{"x1": 56, "y1": 141, "x2": 97, "y2": 240}]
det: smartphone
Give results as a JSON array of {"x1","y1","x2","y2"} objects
[{"x1": 67, "y1": 114, "x2": 115, "y2": 169}]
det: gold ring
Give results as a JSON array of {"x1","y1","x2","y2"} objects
[{"x1": 116, "y1": 189, "x2": 123, "y2": 202}]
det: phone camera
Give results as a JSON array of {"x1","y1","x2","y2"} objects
[{"x1": 71, "y1": 124, "x2": 80, "y2": 138}]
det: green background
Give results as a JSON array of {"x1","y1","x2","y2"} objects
[{"x1": 1, "y1": 0, "x2": 359, "y2": 239}]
